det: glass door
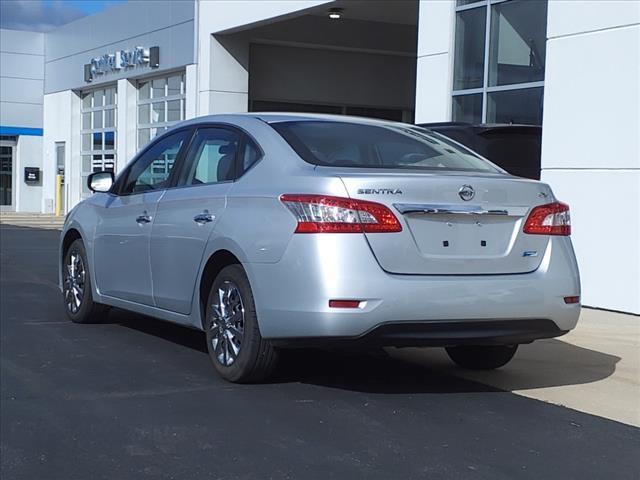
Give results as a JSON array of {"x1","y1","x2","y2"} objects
[{"x1": 0, "y1": 144, "x2": 14, "y2": 209}]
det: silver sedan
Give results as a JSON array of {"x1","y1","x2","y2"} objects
[{"x1": 59, "y1": 114, "x2": 580, "y2": 382}]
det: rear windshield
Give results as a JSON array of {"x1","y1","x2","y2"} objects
[{"x1": 272, "y1": 121, "x2": 500, "y2": 173}]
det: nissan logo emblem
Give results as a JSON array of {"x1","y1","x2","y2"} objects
[{"x1": 458, "y1": 185, "x2": 475, "y2": 201}]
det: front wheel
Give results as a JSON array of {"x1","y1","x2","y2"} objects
[
  {"x1": 62, "y1": 239, "x2": 109, "y2": 323},
  {"x1": 204, "y1": 265, "x2": 278, "y2": 383},
  {"x1": 445, "y1": 345, "x2": 518, "y2": 370}
]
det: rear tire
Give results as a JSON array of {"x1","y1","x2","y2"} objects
[
  {"x1": 62, "y1": 239, "x2": 109, "y2": 324},
  {"x1": 445, "y1": 345, "x2": 518, "y2": 370},
  {"x1": 204, "y1": 264, "x2": 278, "y2": 383}
]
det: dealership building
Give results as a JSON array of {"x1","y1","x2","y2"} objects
[{"x1": 0, "y1": 0, "x2": 638, "y2": 314}]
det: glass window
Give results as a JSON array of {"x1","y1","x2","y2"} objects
[
  {"x1": 80, "y1": 85, "x2": 117, "y2": 196},
  {"x1": 93, "y1": 110, "x2": 102, "y2": 129},
  {"x1": 137, "y1": 72, "x2": 186, "y2": 148},
  {"x1": 453, "y1": 7, "x2": 487, "y2": 90},
  {"x1": 123, "y1": 130, "x2": 190, "y2": 194},
  {"x1": 242, "y1": 140, "x2": 261, "y2": 172},
  {"x1": 139, "y1": 81, "x2": 150, "y2": 100},
  {"x1": 487, "y1": 87, "x2": 543, "y2": 125},
  {"x1": 273, "y1": 121, "x2": 498, "y2": 173},
  {"x1": 94, "y1": 90, "x2": 104, "y2": 107},
  {"x1": 152, "y1": 78, "x2": 165, "y2": 98},
  {"x1": 181, "y1": 128, "x2": 240, "y2": 185},
  {"x1": 489, "y1": 0, "x2": 547, "y2": 86},
  {"x1": 450, "y1": 0, "x2": 548, "y2": 125},
  {"x1": 167, "y1": 100, "x2": 181, "y2": 122},
  {"x1": 452, "y1": 93, "x2": 483, "y2": 123}
]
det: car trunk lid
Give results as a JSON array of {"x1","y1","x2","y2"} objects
[{"x1": 335, "y1": 169, "x2": 552, "y2": 275}]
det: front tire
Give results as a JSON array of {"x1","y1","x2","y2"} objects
[
  {"x1": 62, "y1": 239, "x2": 109, "y2": 323},
  {"x1": 204, "y1": 265, "x2": 278, "y2": 383},
  {"x1": 445, "y1": 345, "x2": 518, "y2": 370}
]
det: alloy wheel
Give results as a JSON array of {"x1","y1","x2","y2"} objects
[
  {"x1": 210, "y1": 281, "x2": 245, "y2": 366},
  {"x1": 63, "y1": 250, "x2": 86, "y2": 314}
]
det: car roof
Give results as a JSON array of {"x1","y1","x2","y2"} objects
[{"x1": 178, "y1": 112, "x2": 406, "y2": 127}]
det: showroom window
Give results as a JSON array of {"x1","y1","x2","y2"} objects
[
  {"x1": 80, "y1": 86, "x2": 117, "y2": 195},
  {"x1": 452, "y1": 0, "x2": 547, "y2": 124},
  {"x1": 137, "y1": 73, "x2": 185, "y2": 148}
]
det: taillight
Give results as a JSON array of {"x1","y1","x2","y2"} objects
[
  {"x1": 523, "y1": 202, "x2": 571, "y2": 236},
  {"x1": 280, "y1": 194, "x2": 402, "y2": 233}
]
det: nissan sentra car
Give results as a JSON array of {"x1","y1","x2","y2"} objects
[{"x1": 60, "y1": 113, "x2": 580, "y2": 382}]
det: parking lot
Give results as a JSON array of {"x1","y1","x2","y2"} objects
[{"x1": 1, "y1": 224, "x2": 638, "y2": 479}]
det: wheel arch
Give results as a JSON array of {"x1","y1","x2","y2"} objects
[
  {"x1": 61, "y1": 228, "x2": 83, "y2": 260},
  {"x1": 198, "y1": 249, "x2": 243, "y2": 329}
]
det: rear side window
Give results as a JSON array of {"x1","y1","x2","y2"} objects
[
  {"x1": 272, "y1": 121, "x2": 499, "y2": 173},
  {"x1": 179, "y1": 128, "x2": 240, "y2": 185}
]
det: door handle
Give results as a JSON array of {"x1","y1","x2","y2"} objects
[
  {"x1": 193, "y1": 211, "x2": 214, "y2": 224},
  {"x1": 136, "y1": 212, "x2": 152, "y2": 224}
]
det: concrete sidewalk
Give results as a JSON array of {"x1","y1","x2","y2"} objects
[
  {"x1": 393, "y1": 308, "x2": 640, "y2": 427},
  {"x1": 0, "y1": 213, "x2": 64, "y2": 230}
]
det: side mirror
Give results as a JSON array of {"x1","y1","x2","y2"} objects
[{"x1": 88, "y1": 171, "x2": 114, "y2": 193}]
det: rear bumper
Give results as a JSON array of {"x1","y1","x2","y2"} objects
[
  {"x1": 271, "y1": 319, "x2": 568, "y2": 348},
  {"x1": 247, "y1": 234, "x2": 581, "y2": 342}
]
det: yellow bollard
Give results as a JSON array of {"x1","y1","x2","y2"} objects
[{"x1": 55, "y1": 174, "x2": 63, "y2": 217}]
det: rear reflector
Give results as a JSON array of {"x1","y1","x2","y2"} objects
[
  {"x1": 329, "y1": 300, "x2": 361, "y2": 308},
  {"x1": 280, "y1": 194, "x2": 402, "y2": 233},
  {"x1": 523, "y1": 201, "x2": 571, "y2": 236},
  {"x1": 564, "y1": 296, "x2": 580, "y2": 304}
]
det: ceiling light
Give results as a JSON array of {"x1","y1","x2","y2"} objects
[{"x1": 328, "y1": 8, "x2": 343, "y2": 19}]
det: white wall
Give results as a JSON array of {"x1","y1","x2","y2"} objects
[
  {"x1": 541, "y1": 1, "x2": 640, "y2": 314},
  {"x1": 42, "y1": 91, "x2": 78, "y2": 214},
  {"x1": 414, "y1": 0, "x2": 455, "y2": 122}
]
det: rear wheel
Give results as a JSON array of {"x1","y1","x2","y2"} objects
[
  {"x1": 204, "y1": 265, "x2": 278, "y2": 383},
  {"x1": 445, "y1": 345, "x2": 518, "y2": 370},
  {"x1": 62, "y1": 239, "x2": 109, "y2": 323}
]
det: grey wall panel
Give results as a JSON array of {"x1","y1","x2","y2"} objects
[
  {"x1": 45, "y1": 0, "x2": 195, "y2": 61},
  {"x1": 0, "y1": 102, "x2": 43, "y2": 128},
  {"x1": 1, "y1": 78, "x2": 44, "y2": 105},
  {"x1": 0, "y1": 29, "x2": 44, "y2": 127},
  {"x1": 0, "y1": 29, "x2": 44, "y2": 56},
  {"x1": 0, "y1": 52, "x2": 45, "y2": 80},
  {"x1": 249, "y1": 44, "x2": 416, "y2": 109},
  {"x1": 45, "y1": 20, "x2": 195, "y2": 94}
]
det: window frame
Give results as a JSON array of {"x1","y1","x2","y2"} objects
[
  {"x1": 174, "y1": 123, "x2": 264, "y2": 189},
  {"x1": 80, "y1": 85, "x2": 117, "y2": 197},
  {"x1": 452, "y1": 0, "x2": 546, "y2": 124},
  {"x1": 112, "y1": 127, "x2": 195, "y2": 196},
  {"x1": 137, "y1": 72, "x2": 186, "y2": 149},
  {"x1": 176, "y1": 126, "x2": 242, "y2": 188}
]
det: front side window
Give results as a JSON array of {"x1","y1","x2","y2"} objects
[
  {"x1": 180, "y1": 128, "x2": 240, "y2": 186},
  {"x1": 273, "y1": 121, "x2": 499, "y2": 173},
  {"x1": 122, "y1": 130, "x2": 190, "y2": 195},
  {"x1": 80, "y1": 86, "x2": 117, "y2": 195}
]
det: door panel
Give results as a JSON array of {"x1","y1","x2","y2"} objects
[
  {"x1": 150, "y1": 127, "x2": 240, "y2": 314},
  {"x1": 93, "y1": 129, "x2": 191, "y2": 305},
  {"x1": 94, "y1": 191, "x2": 163, "y2": 304},
  {"x1": 151, "y1": 184, "x2": 231, "y2": 313}
]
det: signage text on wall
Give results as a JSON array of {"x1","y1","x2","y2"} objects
[{"x1": 84, "y1": 46, "x2": 159, "y2": 82}]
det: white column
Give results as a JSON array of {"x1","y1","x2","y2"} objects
[
  {"x1": 414, "y1": 0, "x2": 456, "y2": 123},
  {"x1": 202, "y1": 35, "x2": 249, "y2": 115},
  {"x1": 541, "y1": 1, "x2": 640, "y2": 314},
  {"x1": 116, "y1": 78, "x2": 138, "y2": 171},
  {"x1": 185, "y1": 64, "x2": 198, "y2": 119}
]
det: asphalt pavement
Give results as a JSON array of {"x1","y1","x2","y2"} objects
[{"x1": 1, "y1": 225, "x2": 638, "y2": 480}]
